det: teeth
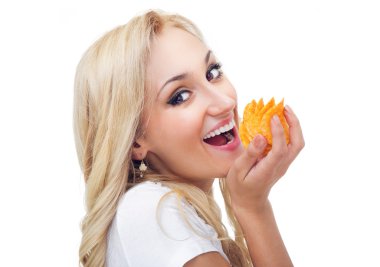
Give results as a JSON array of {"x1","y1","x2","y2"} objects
[{"x1": 203, "y1": 120, "x2": 235, "y2": 140}]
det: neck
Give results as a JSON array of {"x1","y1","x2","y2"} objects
[{"x1": 189, "y1": 178, "x2": 215, "y2": 193}]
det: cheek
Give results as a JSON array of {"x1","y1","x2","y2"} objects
[
  {"x1": 169, "y1": 112, "x2": 202, "y2": 142},
  {"x1": 147, "y1": 109, "x2": 203, "y2": 146}
]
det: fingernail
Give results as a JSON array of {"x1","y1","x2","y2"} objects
[
  {"x1": 272, "y1": 115, "x2": 280, "y2": 124},
  {"x1": 285, "y1": 105, "x2": 293, "y2": 114}
]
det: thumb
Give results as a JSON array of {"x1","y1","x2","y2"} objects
[{"x1": 228, "y1": 135, "x2": 267, "y2": 181}]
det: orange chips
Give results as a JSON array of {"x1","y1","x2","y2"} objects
[{"x1": 239, "y1": 98, "x2": 290, "y2": 154}]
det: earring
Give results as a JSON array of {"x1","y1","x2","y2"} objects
[{"x1": 139, "y1": 160, "x2": 147, "y2": 178}]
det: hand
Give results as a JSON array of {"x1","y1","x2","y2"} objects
[{"x1": 227, "y1": 105, "x2": 305, "y2": 215}]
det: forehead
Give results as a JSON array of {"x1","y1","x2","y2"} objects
[{"x1": 147, "y1": 26, "x2": 208, "y2": 87}]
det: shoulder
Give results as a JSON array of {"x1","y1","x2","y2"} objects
[
  {"x1": 114, "y1": 181, "x2": 215, "y2": 239},
  {"x1": 117, "y1": 181, "x2": 172, "y2": 216},
  {"x1": 107, "y1": 181, "x2": 229, "y2": 267},
  {"x1": 113, "y1": 181, "x2": 172, "y2": 234}
]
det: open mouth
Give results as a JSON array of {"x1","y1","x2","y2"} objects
[{"x1": 203, "y1": 120, "x2": 236, "y2": 146}]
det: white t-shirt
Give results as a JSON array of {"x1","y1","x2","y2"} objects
[{"x1": 106, "y1": 181, "x2": 229, "y2": 267}]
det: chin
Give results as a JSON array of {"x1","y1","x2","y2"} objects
[{"x1": 213, "y1": 163, "x2": 232, "y2": 178}]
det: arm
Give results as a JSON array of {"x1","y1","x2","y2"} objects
[
  {"x1": 184, "y1": 252, "x2": 231, "y2": 267},
  {"x1": 185, "y1": 106, "x2": 303, "y2": 266},
  {"x1": 235, "y1": 200, "x2": 293, "y2": 267},
  {"x1": 227, "y1": 105, "x2": 304, "y2": 266},
  {"x1": 184, "y1": 202, "x2": 292, "y2": 267},
  {"x1": 184, "y1": 203, "x2": 292, "y2": 267}
]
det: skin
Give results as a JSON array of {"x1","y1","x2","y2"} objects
[
  {"x1": 133, "y1": 26, "x2": 305, "y2": 267},
  {"x1": 134, "y1": 26, "x2": 243, "y2": 191}
]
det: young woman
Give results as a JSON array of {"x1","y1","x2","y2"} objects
[{"x1": 73, "y1": 10, "x2": 304, "y2": 267}]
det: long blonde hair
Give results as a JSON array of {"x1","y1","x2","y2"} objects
[{"x1": 73, "y1": 10, "x2": 251, "y2": 267}]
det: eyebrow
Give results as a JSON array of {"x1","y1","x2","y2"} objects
[{"x1": 158, "y1": 50, "x2": 212, "y2": 95}]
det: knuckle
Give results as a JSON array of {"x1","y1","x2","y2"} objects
[
  {"x1": 247, "y1": 144, "x2": 264, "y2": 158},
  {"x1": 278, "y1": 149, "x2": 287, "y2": 158},
  {"x1": 246, "y1": 147, "x2": 257, "y2": 158},
  {"x1": 275, "y1": 125, "x2": 285, "y2": 135},
  {"x1": 301, "y1": 140, "x2": 305, "y2": 149},
  {"x1": 298, "y1": 139, "x2": 305, "y2": 150},
  {"x1": 279, "y1": 167, "x2": 289, "y2": 177},
  {"x1": 291, "y1": 114, "x2": 300, "y2": 125},
  {"x1": 293, "y1": 116, "x2": 300, "y2": 125},
  {"x1": 272, "y1": 147, "x2": 286, "y2": 160}
]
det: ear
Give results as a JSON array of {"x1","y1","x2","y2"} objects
[{"x1": 132, "y1": 138, "x2": 149, "y2": 160}]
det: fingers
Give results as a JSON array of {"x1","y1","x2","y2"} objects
[
  {"x1": 229, "y1": 135, "x2": 267, "y2": 181},
  {"x1": 228, "y1": 105, "x2": 304, "y2": 185},
  {"x1": 270, "y1": 115, "x2": 287, "y2": 159},
  {"x1": 284, "y1": 105, "x2": 305, "y2": 160},
  {"x1": 259, "y1": 114, "x2": 289, "y2": 179}
]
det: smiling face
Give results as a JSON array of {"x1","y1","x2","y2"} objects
[{"x1": 134, "y1": 26, "x2": 244, "y2": 190}]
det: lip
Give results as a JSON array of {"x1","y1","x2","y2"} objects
[
  {"x1": 203, "y1": 125, "x2": 241, "y2": 151},
  {"x1": 203, "y1": 115, "x2": 234, "y2": 137}
]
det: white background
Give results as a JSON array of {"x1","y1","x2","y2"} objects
[{"x1": 0, "y1": 1, "x2": 379, "y2": 266}]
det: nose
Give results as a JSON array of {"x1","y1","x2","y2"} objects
[{"x1": 206, "y1": 87, "x2": 236, "y2": 117}]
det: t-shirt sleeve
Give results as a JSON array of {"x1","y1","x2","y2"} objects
[{"x1": 109, "y1": 182, "x2": 229, "y2": 267}]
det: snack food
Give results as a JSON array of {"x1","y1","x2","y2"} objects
[{"x1": 239, "y1": 98, "x2": 290, "y2": 154}]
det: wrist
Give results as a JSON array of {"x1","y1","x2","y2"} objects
[{"x1": 232, "y1": 199, "x2": 273, "y2": 221}]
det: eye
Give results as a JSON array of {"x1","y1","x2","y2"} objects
[
  {"x1": 167, "y1": 89, "x2": 191, "y2": 106},
  {"x1": 206, "y1": 63, "x2": 223, "y2": 81}
]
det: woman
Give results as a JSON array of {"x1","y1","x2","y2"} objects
[{"x1": 73, "y1": 10, "x2": 304, "y2": 267}]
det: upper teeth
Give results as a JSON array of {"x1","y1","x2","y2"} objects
[{"x1": 203, "y1": 120, "x2": 235, "y2": 140}]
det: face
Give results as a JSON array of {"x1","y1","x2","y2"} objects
[{"x1": 136, "y1": 26, "x2": 244, "y2": 190}]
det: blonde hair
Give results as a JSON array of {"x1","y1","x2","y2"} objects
[{"x1": 73, "y1": 10, "x2": 251, "y2": 267}]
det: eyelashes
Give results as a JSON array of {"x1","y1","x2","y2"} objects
[
  {"x1": 206, "y1": 63, "x2": 223, "y2": 81},
  {"x1": 167, "y1": 90, "x2": 191, "y2": 106},
  {"x1": 167, "y1": 62, "x2": 223, "y2": 106}
]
